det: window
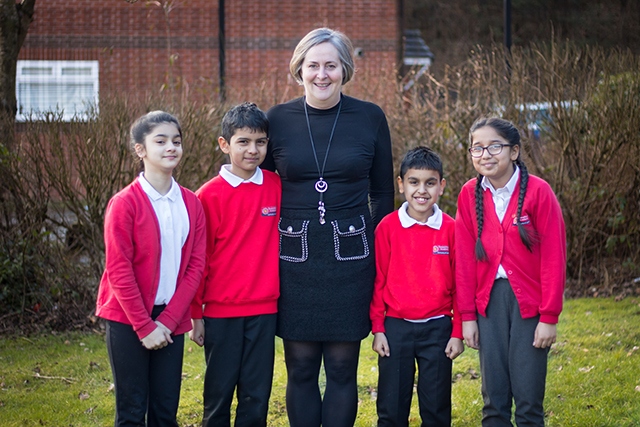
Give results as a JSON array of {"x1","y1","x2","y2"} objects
[{"x1": 16, "y1": 60, "x2": 99, "y2": 121}]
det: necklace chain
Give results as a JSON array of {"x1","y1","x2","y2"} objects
[{"x1": 304, "y1": 97, "x2": 342, "y2": 224}]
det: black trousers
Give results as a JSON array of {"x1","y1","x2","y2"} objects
[
  {"x1": 376, "y1": 316, "x2": 453, "y2": 427},
  {"x1": 106, "y1": 306, "x2": 185, "y2": 427},
  {"x1": 477, "y1": 279, "x2": 549, "y2": 427},
  {"x1": 202, "y1": 314, "x2": 277, "y2": 427}
]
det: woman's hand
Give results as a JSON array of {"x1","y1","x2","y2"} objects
[
  {"x1": 463, "y1": 320, "x2": 479, "y2": 350},
  {"x1": 533, "y1": 322, "x2": 557, "y2": 348}
]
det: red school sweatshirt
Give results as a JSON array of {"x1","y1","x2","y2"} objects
[
  {"x1": 370, "y1": 210, "x2": 462, "y2": 339},
  {"x1": 191, "y1": 170, "x2": 281, "y2": 319}
]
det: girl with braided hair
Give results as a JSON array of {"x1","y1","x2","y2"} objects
[{"x1": 455, "y1": 117, "x2": 566, "y2": 426}]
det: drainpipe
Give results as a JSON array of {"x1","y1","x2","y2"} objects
[
  {"x1": 504, "y1": 0, "x2": 512, "y2": 80},
  {"x1": 398, "y1": 0, "x2": 404, "y2": 70},
  {"x1": 504, "y1": 0, "x2": 512, "y2": 52},
  {"x1": 218, "y1": 0, "x2": 226, "y2": 102}
]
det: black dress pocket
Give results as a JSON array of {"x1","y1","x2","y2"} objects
[
  {"x1": 278, "y1": 219, "x2": 310, "y2": 263},
  {"x1": 331, "y1": 215, "x2": 370, "y2": 261}
]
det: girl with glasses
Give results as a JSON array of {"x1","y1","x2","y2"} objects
[{"x1": 455, "y1": 117, "x2": 566, "y2": 426}]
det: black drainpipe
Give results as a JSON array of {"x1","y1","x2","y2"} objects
[
  {"x1": 218, "y1": 0, "x2": 226, "y2": 102},
  {"x1": 504, "y1": 0, "x2": 512, "y2": 53},
  {"x1": 504, "y1": 0, "x2": 512, "y2": 80}
]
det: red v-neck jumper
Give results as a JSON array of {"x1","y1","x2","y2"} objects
[
  {"x1": 96, "y1": 179, "x2": 207, "y2": 340},
  {"x1": 455, "y1": 175, "x2": 566, "y2": 324}
]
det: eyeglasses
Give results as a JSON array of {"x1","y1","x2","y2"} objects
[{"x1": 468, "y1": 143, "x2": 513, "y2": 158}]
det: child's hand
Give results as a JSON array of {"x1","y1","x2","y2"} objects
[
  {"x1": 155, "y1": 320, "x2": 173, "y2": 344},
  {"x1": 141, "y1": 326, "x2": 169, "y2": 350},
  {"x1": 445, "y1": 338, "x2": 464, "y2": 360},
  {"x1": 463, "y1": 320, "x2": 479, "y2": 350},
  {"x1": 372, "y1": 332, "x2": 390, "y2": 357},
  {"x1": 533, "y1": 322, "x2": 557, "y2": 348},
  {"x1": 189, "y1": 319, "x2": 205, "y2": 347}
]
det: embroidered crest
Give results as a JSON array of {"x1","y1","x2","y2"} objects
[
  {"x1": 433, "y1": 245, "x2": 450, "y2": 255},
  {"x1": 512, "y1": 214, "x2": 531, "y2": 225},
  {"x1": 261, "y1": 206, "x2": 277, "y2": 217}
]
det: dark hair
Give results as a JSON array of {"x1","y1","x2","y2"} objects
[
  {"x1": 130, "y1": 111, "x2": 182, "y2": 171},
  {"x1": 220, "y1": 102, "x2": 269, "y2": 142},
  {"x1": 469, "y1": 117, "x2": 535, "y2": 261},
  {"x1": 399, "y1": 146, "x2": 444, "y2": 180}
]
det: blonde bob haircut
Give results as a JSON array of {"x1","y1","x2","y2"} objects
[{"x1": 289, "y1": 28, "x2": 355, "y2": 86}]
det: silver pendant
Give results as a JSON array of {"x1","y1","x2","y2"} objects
[
  {"x1": 315, "y1": 178, "x2": 328, "y2": 193},
  {"x1": 318, "y1": 201, "x2": 326, "y2": 225}
]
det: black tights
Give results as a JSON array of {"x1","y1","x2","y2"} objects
[{"x1": 283, "y1": 340, "x2": 361, "y2": 427}]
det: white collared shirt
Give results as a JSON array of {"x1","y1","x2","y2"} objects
[
  {"x1": 398, "y1": 201, "x2": 443, "y2": 230},
  {"x1": 481, "y1": 165, "x2": 520, "y2": 279},
  {"x1": 398, "y1": 201, "x2": 445, "y2": 323},
  {"x1": 138, "y1": 173, "x2": 189, "y2": 305},
  {"x1": 219, "y1": 165, "x2": 263, "y2": 187}
]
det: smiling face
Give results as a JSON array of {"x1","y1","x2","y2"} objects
[
  {"x1": 470, "y1": 125, "x2": 520, "y2": 189},
  {"x1": 398, "y1": 168, "x2": 446, "y2": 223},
  {"x1": 135, "y1": 122, "x2": 183, "y2": 175},
  {"x1": 300, "y1": 42, "x2": 344, "y2": 109},
  {"x1": 219, "y1": 127, "x2": 268, "y2": 180}
]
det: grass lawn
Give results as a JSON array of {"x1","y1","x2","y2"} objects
[{"x1": 1, "y1": 297, "x2": 639, "y2": 426}]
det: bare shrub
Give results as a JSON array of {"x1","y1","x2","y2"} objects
[
  {"x1": 346, "y1": 42, "x2": 639, "y2": 295},
  {"x1": 501, "y1": 43, "x2": 640, "y2": 294},
  {"x1": 1, "y1": 42, "x2": 638, "y2": 332},
  {"x1": 0, "y1": 90, "x2": 226, "y2": 332}
]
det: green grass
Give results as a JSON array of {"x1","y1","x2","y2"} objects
[{"x1": 1, "y1": 297, "x2": 639, "y2": 426}]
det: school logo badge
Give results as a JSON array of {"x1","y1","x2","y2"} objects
[
  {"x1": 261, "y1": 206, "x2": 277, "y2": 217},
  {"x1": 512, "y1": 214, "x2": 531, "y2": 225},
  {"x1": 433, "y1": 245, "x2": 449, "y2": 255}
]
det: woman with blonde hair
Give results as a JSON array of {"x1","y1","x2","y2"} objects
[{"x1": 262, "y1": 28, "x2": 395, "y2": 426}]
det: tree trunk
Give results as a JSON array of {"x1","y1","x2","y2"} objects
[
  {"x1": 0, "y1": 0, "x2": 35, "y2": 123},
  {"x1": 0, "y1": 0, "x2": 35, "y2": 229}
]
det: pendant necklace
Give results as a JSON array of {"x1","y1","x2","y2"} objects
[{"x1": 304, "y1": 97, "x2": 342, "y2": 225}]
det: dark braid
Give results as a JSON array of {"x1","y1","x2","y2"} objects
[
  {"x1": 515, "y1": 158, "x2": 536, "y2": 251},
  {"x1": 474, "y1": 174, "x2": 488, "y2": 261}
]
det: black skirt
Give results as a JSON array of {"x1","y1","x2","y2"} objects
[{"x1": 276, "y1": 205, "x2": 376, "y2": 342}]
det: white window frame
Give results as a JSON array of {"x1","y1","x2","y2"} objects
[{"x1": 16, "y1": 60, "x2": 99, "y2": 122}]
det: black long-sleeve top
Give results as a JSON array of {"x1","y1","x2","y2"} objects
[{"x1": 262, "y1": 95, "x2": 395, "y2": 226}]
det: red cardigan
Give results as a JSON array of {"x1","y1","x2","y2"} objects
[
  {"x1": 190, "y1": 170, "x2": 281, "y2": 319},
  {"x1": 96, "y1": 179, "x2": 206, "y2": 340},
  {"x1": 370, "y1": 211, "x2": 463, "y2": 339},
  {"x1": 455, "y1": 175, "x2": 566, "y2": 324}
]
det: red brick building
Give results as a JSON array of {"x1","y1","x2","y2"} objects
[{"x1": 17, "y1": 0, "x2": 403, "y2": 116}]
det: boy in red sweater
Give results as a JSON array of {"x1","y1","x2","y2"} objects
[
  {"x1": 370, "y1": 146, "x2": 463, "y2": 427},
  {"x1": 189, "y1": 102, "x2": 281, "y2": 426}
]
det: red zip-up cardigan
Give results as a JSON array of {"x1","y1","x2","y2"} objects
[
  {"x1": 455, "y1": 175, "x2": 566, "y2": 324},
  {"x1": 96, "y1": 178, "x2": 206, "y2": 340}
]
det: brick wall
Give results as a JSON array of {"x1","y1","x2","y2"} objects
[{"x1": 19, "y1": 0, "x2": 400, "y2": 106}]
